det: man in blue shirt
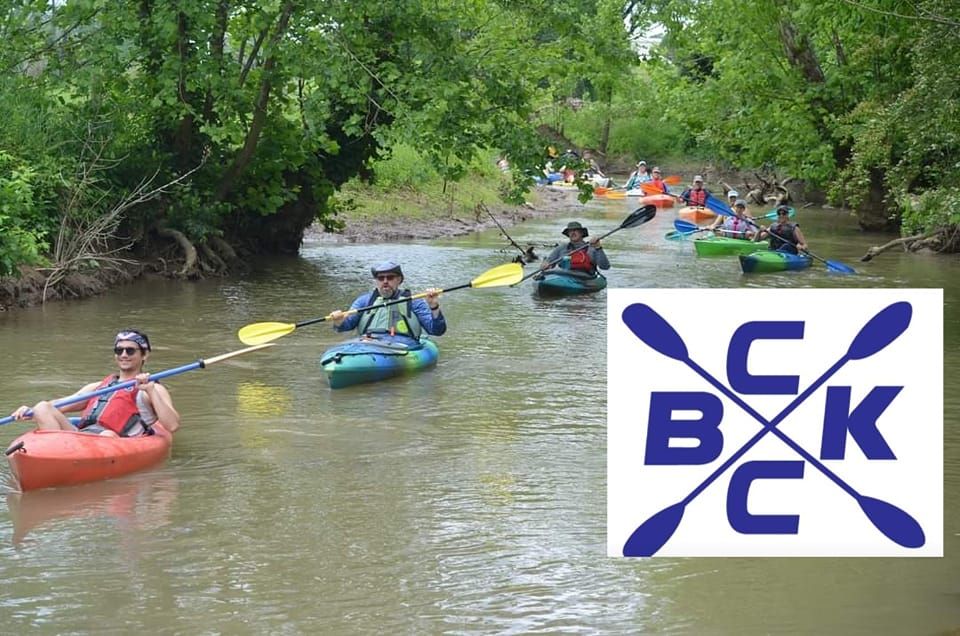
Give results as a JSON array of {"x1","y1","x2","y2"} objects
[{"x1": 329, "y1": 261, "x2": 446, "y2": 346}]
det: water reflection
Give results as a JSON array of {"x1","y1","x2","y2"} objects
[{"x1": 5, "y1": 470, "x2": 178, "y2": 547}]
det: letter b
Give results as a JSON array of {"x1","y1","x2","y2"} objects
[{"x1": 645, "y1": 392, "x2": 724, "y2": 465}]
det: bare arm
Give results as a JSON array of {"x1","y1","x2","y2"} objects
[
  {"x1": 794, "y1": 227, "x2": 808, "y2": 251},
  {"x1": 139, "y1": 379, "x2": 180, "y2": 433}
]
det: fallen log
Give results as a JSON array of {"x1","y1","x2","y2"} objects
[{"x1": 859, "y1": 231, "x2": 939, "y2": 262}]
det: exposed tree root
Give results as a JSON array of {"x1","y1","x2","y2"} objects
[
  {"x1": 156, "y1": 226, "x2": 199, "y2": 278},
  {"x1": 860, "y1": 230, "x2": 944, "y2": 262},
  {"x1": 209, "y1": 235, "x2": 241, "y2": 267}
]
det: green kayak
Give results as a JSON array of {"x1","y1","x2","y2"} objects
[{"x1": 693, "y1": 235, "x2": 763, "y2": 257}]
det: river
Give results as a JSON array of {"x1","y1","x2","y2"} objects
[{"x1": 0, "y1": 196, "x2": 956, "y2": 633}]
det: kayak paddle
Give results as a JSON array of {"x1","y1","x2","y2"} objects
[
  {"x1": 515, "y1": 205, "x2": 657, "y2": 285},
  {"x1": 664, "y1": 219, "x2": 708, "y2": 241},
  {"x1": 238, "y1": 262, "x2": 523, "y2": 345},
  {"x1": 0, "y1": 343, "x2": 276, "y2": 428}
]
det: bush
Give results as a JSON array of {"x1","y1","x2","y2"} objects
[
  {"x1": 370, "y1": 144, "x2": 439, "y2": 189},
  {"x1": 0, "y1": 153, "x2": 49, "y2": 275},
  {"x1": 900, "y1": 187, "x2": 960, "y2": 235}
]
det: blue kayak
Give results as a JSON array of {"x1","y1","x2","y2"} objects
[
  {"x1": 319, "y1": 335, "x2": 439, "y2": 389},
  {"x1": 535, "y1": 269, "x2": 607, "y2": 295},
  {"x1": 739, "y1": 250, "x2": 813, "y2": 273}
]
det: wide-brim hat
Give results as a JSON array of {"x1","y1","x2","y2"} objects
[{"x1": 562, "y1": 221, "x2": 589, "y2": 237}]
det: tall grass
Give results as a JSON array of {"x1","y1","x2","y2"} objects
[{"x1": 333, "y1": 144, "x2": 512, "y2": 221}]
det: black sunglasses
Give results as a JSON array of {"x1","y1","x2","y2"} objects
[
  {"x1": 114, "y1": 346, "x2": 141, "y2": 356},
  {"x1": 375, "y1": 274, "x2": 399, "y2": 281}
]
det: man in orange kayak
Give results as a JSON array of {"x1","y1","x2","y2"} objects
[
  {"x1": 10, "y1": 329, "x2": 180, "y2": 437},
  {"x1": 680, "y1": 175, "x2": 712, "y2": 207}
]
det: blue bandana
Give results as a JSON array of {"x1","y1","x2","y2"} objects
[{"x1": 115, "y1": 330, "x2": 151, "y2": 351}]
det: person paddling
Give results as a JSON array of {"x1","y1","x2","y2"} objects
[
  {"x1": 710, "y1": 199, "x2": 755, "y2": 239},
  {"x1": 680, "y1": 175, "x2": 712, "y2": 207},
  {"x1": 329, "y1": 261, "x2": 446, "y2": 347},
  {"x1": 648, "y1": 167, "x2": 671, "y2": 194},
  {"x1": 540, "y1": 221, "x2": 610, "y2": 276},
  {"x1": 755, "y1": 205, "x2": 808, "y2": 254},
  {"x1": 10, "y1": 329, "x2": 180, "y2": 437},
  {"x1": 625, "y1": 161, "x2": 652, "y2": 190}
]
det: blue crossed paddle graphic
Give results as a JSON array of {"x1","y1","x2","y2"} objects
[{"x1": 620, "y1": 301, "x2": 925, "y2": 557}]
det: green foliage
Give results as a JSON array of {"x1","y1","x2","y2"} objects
[
  {"x1": 370, "y1": 145, "x2": 439, "y2": 190},
  {"x1": 0, "y1": 152, "x2": 49, "y2": 275},
  {"x1": 900, "y1": 188, "x2": 960, "y2": 235}
]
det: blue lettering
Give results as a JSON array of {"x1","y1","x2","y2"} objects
[
  {"x1": 727, "y1": 460, "x2": 805, "y2": 534},
  {"x1": 820, "y1": 386, "x2": 901, "y2": 460},
  {"x1": 727, "y1": 321, "x2": 804, "y2": 395},
  {"x1": 645, "y1": 392, "x2": 724, "y2": 465}
]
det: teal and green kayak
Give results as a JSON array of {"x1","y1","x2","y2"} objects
[
  {"x1": 739, "y1": 250, "x2": 812, "y2": 273},
  {"x1": 320, "y1": 335, "x2": 439, "y2": 389},
  {"x1": 693, "y1": 235, "x2": 762, "y2": 257},
  {"x1": 535, "y1": 270, "x2": 607, "y2": 295}
]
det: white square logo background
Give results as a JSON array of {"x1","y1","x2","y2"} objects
[{"x1": 607, "y1": 289, "x2": 943, "y2": 557}]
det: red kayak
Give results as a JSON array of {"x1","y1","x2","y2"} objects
[{"x1": 5, "y1": 424, "x2": 172, "y2": 491}]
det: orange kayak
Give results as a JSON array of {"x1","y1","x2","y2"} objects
[
  {"x1": 639, "y1": 194, "x2": 675, "y2": 208},
  {"x1": 5, "y1": 424, "x2": 172, "y2": 491},
  {"x1": 678, "y1": 206, "x2": 716, "y2": 222}
]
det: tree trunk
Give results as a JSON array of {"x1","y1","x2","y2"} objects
[
  {"x1": 215, "y1": 1, "x2": 295, "y2": 202},
  {"x1": 599, "y1": 85, "x2": 612, "y2": 159},
  {"x1": 857, "y1": 167, "x2": 896, "y2": 231},
  {"x1": 228, "y1": 168, "x2": 322, "y2": 255}
]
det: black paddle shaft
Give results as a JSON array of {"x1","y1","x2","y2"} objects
[
  {"x1": 518, "y1": 206, "x2": 656, "y2": 284},
  {"x1": 296, "y1": 286, "x2": 458, "y2": 329}
]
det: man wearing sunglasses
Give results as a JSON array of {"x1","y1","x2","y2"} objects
[
  {"x1": 329, "y1": 262, "x2": 446, "y2": 346},
  {"x1": 10, "y1": 329, "x2": 180, "y2": 437}
]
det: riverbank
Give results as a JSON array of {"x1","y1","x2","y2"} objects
[
  {"x1": 306, "y1": 188, "x2": 578, "y2": 243},
  {"x1": 0, "y1": 186, "x2": 579, "y2": 311}
]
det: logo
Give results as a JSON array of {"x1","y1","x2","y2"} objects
[{"x1": 607, "y1": 289, "x2": 942, "y2": 557}]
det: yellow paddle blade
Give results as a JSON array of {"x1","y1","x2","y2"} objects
[
  {"x1": 471, "y1": 262, "x2": 523, "y2": 288},
  {"x1": 237, "y1": 321, "x2": 297, "y2": 345},
  {"x1": 601, "y1": 192, "x2": 626, "y2": 199}
]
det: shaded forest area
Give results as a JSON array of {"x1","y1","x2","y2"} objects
[{"x1": 1, "y1": 0, "x2": 958, "y2": 308}]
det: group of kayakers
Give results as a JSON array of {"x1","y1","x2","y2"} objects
[
  {"x1": 707, "y1": 193, "x2": 808, "y2": 254},
  {"x1": 6, "y1": 174, "x2": 809, "y2": 443},
  {"x1": 623, "y1": 162, "x2": 673, "y2": 194},
  {"x1": 670, "y1": 174, "x2": 809, "y2": 254}
]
